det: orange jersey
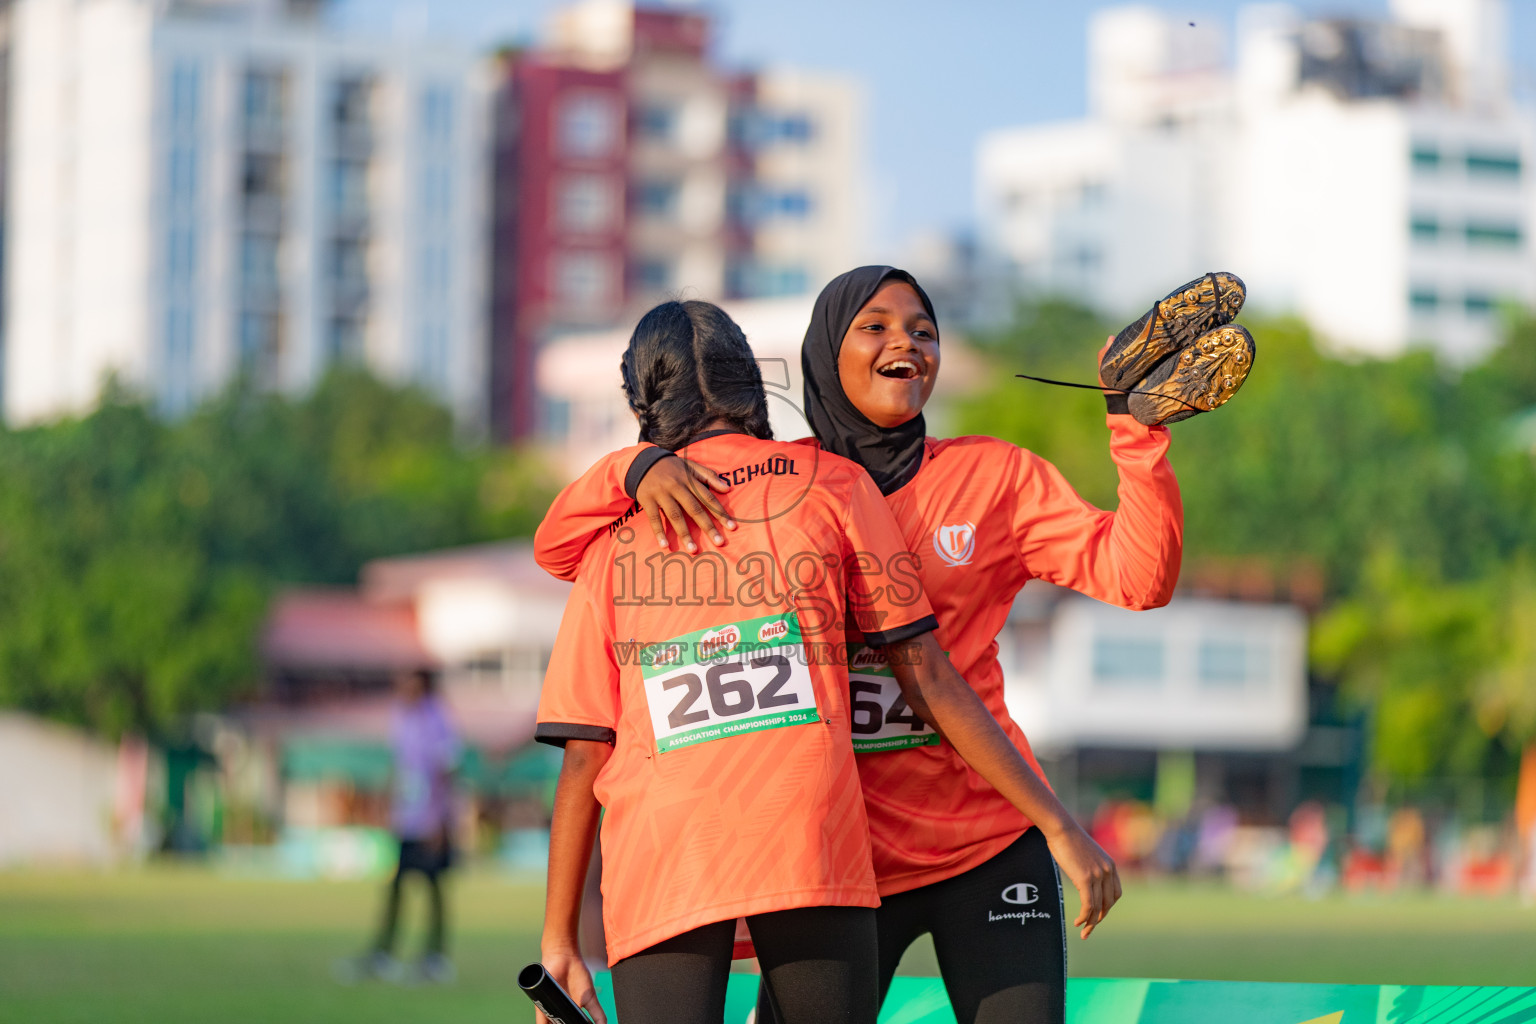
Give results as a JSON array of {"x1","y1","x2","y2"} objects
[
  {"x1": 535, "y1": 415, "x2": 1182, "y2": 895},
  {"x1": 536, "y1": 432, "x2": 938, "y2": 962}
]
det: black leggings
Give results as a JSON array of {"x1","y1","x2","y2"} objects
[
  {"x1": 757, "y1": 829, "x2": 1065, "y2": 1024},
  {"x1": 611, "y1": 905, "x2": 878, "y2": 1024},
  {"x1": 373, "y1": 838, "x2": 450, "y2": 956}
]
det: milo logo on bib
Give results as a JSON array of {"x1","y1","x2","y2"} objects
[
  {"x1": 847, "y1": 643, "x2": 939, "y2": 753},
  {"x1": 698, "y1": 625, "x2": 741, "y2": 660},
  {"x1": 641, "y1": 612, "x2": 819, "y2": 754},
  {"x1": 758, "y1": 619, "x2": 790, "y2": 644}
]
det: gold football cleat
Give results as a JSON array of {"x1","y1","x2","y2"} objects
[
  {"x1": 1101, "y1": 272, "x2": 1246, "y2": 392},
  {"x1": 1127, "y1": 324, "x2": 1256, "y2": 426}
]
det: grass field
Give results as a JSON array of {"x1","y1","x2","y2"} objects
[{"x1": 0, "y1": 867, "x2": 1532, "y2": 1023}]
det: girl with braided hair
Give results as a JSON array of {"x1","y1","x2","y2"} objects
[{"x1": 536, "y1": 299, "x2": 1099, "y2": 1024}]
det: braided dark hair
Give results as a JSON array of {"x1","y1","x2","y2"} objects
[{"x1": 619, "y1": 301, "x2": 772, "y2": 450}]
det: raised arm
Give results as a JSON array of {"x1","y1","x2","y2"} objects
[
  {"x1": 883, "y1": 632, "x2": 1121, "y2": 938},
  {"x1": 1011, "y1": 412, "x2": 1183, "y2": 610},
  {"x1": 533, "y1": 445, "x2": 733, "y2": 581}
]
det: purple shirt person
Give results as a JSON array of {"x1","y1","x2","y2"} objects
[
  {"x1": 390, "y1": 688, "x2": 460, "y2": 840},
  {"x1": 353, "y1": 669, "x2": 461, "y2": 983}
]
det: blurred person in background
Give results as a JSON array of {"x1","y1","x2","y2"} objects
[
  {"x1": 1387, "y1": 807, "x2": 1428, "y2": 890},
  {"x1": 339, "y1": 668, "x2": 461, "y2": 984}
]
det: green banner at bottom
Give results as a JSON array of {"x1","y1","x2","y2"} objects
[{"x1": 592, "y1": 973, "x2": 1536, "y2": 1024}]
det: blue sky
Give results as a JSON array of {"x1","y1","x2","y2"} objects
[{"x1": 335, "y1": 0, "x2": 1536, "y2": 254}]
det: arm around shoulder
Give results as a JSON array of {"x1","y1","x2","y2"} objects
[{"x1": 533, "y1": 444, "x2": 659, "y2": 582}]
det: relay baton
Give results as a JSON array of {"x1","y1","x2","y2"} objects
[{"x1": 518, "y1": 963, "x2": 594, "y2": 1024}]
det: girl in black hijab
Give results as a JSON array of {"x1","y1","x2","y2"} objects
[
  {"x1": 534, "y1": 267, "x2": 1184, "y2": 1024},
  {"x1": 799, "y1": 265, "x2": 934, "y2": 494}
]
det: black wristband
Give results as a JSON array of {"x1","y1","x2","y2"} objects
[
  {"x1": 1105, "y1": 392, "x2": 1130, "y2": 416},
  {"x1": 624, "y1": 446, "x2": 672, "y2": 499}
]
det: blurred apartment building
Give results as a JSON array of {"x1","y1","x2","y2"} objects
[
  {"x1": 3, "y1": 0, "x2": 488, "y2": 426},
  {"x1": 978, "y1": 0, "x2": 1535, "y2": 363},
  {"x1": 488, "y1": 0, "x2": 860, "y2": 439}
]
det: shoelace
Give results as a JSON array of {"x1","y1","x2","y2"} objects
[{"x1": 1014, "y1": 373, "x2": 1206, "y2": 412}]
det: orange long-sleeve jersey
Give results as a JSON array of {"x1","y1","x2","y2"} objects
[
  {"x1": 533, "y1": 415, "x2": 1183, "y2": 895},
  {"x1": 537, "y1": 433, "x2": 939, "y2": 962}
]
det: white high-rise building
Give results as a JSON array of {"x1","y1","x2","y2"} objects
[
  {"x1": 978, "y1": 0, "x2": 1535, "y2": 362},
  {"x1": 5, "y1": 0, "x2": 489, "y2": 426}
]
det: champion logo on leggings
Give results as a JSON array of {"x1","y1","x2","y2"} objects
[{"x1": 1001, "y1": 883, "x2": 1039, "y2": 905}]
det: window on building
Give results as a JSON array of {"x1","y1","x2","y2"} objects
[
  {"x1": 1410, "y1": 143, "x2": 1441, "y2": 172},
  {"x1": 330, "y1": 239, "x2": 368, "y2": 288},
  {"x1": 415, "y1": 320, "x2": 448, "y2": 387},
  {"x1": 331, "y1": 77, "x2": 373, "y2": 129},
  {"x1": 420, "y1": 84, "x2": 454, "y2": 142},
  {"x1": 1464, "y1": 292, "x2": 1495, "y2": 316},
  {"x1": 417, "y1": 244, "x2": 449, "y2": 296},
  {"x1": 162, "y1": 305, "x2": 195, "y2": 415},
  {"x1": 170, "y1": 145, "x2": 198, "y2": 201},
  {"x1": 631, "y1": 257, "x2": 672, "y2": 292},
  {"x1": 726, "y1": 184, "x2": 763, "y2": 224},
  {"x1": 327, "y1": 316, "x2": 365, "y2": 361},
  {"x1": 762, "y1": 265, "x2": 809, "y2": 297},
  {"x1": 728, "y1": 110, "x2": 766, "y2": 149},
  {"x1": 1197, "y1": 639, "x2": 1267, "y2": 688},
  {"x1": 634, "y1": 179, "x2": 680, "y2": 218},
  {"x1": 554, "y1": 251, "x2": 617, "y2": 308},
  {"x1": 1092, "y1": 637, "x2": 1163, "y2": 686},
  {"x1": 170, "y1": 61, "x2": 201, "y2": 129},
  {"x1": 634, "y1": 103, "x2": 677, "y2": 142},
  {"x1": 1410, "y1": 215, "x2": 1439, "y2": 242},
  {"x1": 415, "y1": 163, "x2": 449, "y2": 221},
  {"x1": 165, "y1": 305, "x2": 194, "y2": 361},
  {"x1": 241, "y1": 234, "x2": 280, "y2": 292},
  {"x1": 557, "y1": 93, "x2": 622, "y2": 159},
  {"x1": 1409, "y1": 287, "x2": 1439, "y2": 312},
  {"x1": 1464, "y1": 222, "x2": 1522, "y2": 248},
  {"x1": 1466, "y1": 151, "x2": 1521, "y2": 179},
  {"x1": 726, "y1": 260, "x2": 808, "y2": 298},
  {"x1": 238, "y1": 311, "x2": 279, "y2": 365},
  {"x1": 777, "y1": 189, "x2": 812, "y2": 218},
  {"x1": 557, "y1": 174, "x2": 619, "y2": 233},
  {"x1": 328, "y1": 159, "x2": 369, "y2": 217},
  {"x1": 167, "y1": 226, "x2": 197, "y2": 282},
  {"x1": 243, "y1": 153, "x2": 284, "y2": 199},
  {"x1": 243, "y1": 69, "x2": 287, "y2": 130},
  {"x1": 777, "y1": 113, "x2": 813, "y2": 142}
]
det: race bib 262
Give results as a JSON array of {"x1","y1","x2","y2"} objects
[{"x1": 640, "y1": 612, "x2": 818, "y2": 754}]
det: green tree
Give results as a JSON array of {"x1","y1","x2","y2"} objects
[{"x1": 0, "y1": 371, "x2": 556, "y2": 738}]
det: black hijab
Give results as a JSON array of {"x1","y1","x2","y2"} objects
[{"x1": 801, "y1": 266, "x2": 938, "y2": 495}]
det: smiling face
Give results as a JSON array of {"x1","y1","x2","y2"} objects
[{"x1": 836, "y1": 280, "x2": 940, "y2": 428}]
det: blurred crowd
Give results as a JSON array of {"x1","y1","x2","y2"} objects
[{"x1": 1088, "y1": 799, "x2": 1536, "y2": 899}]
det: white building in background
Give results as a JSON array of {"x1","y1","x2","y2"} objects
[
  {"x1": 537, "y1": 295, "x2": 817, "y2": 474},
  {"x1": 738, "y1": 68, "x2": 864, "y2": 299},
  {"x1": 0, "y1": 712, "x2": 148, "y2": 865},
  {"x1": 978, "y1": 0, "x2": 1536, "y2": 363},
  {"x1": 4, "y1": 0, "x2": 489, "y2": 426},
  {"x1": 1001, "y1": 593, "x2": 1308, "y2": 756}
]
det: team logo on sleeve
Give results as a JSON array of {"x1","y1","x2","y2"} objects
[{"x1": 932, "y1": 521, "x2": 976, "y2": 567}]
